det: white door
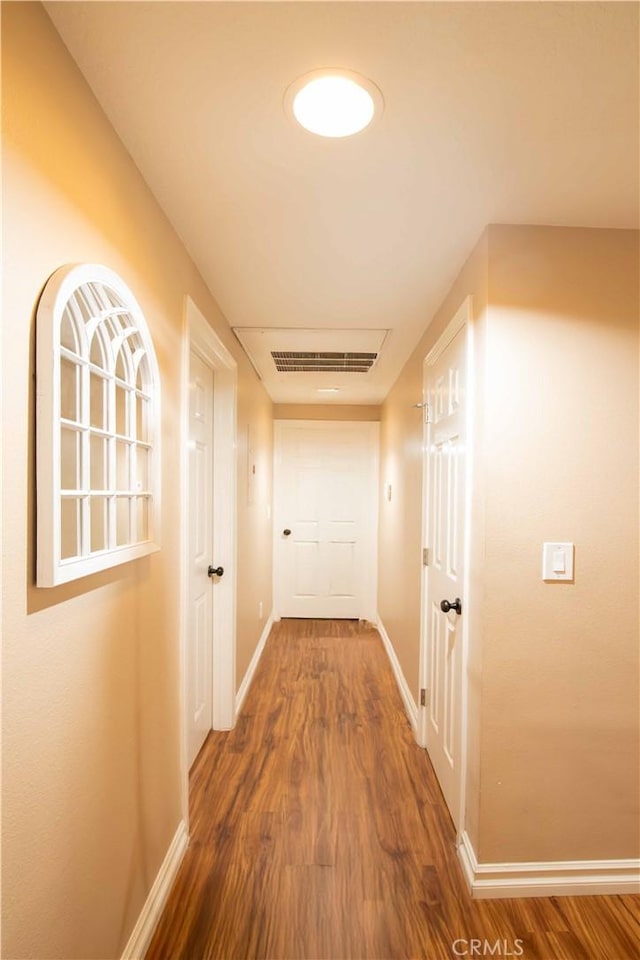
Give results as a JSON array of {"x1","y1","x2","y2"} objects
[
  {"x1": 187, "y1": 349, "x2": 214, "y2": 766},
  {"x1": 421, "y1": 324, "x2": 467, "y2": 827},
  {"x1": 274, "y1": 421, "x2": 378, "y2": 620}
]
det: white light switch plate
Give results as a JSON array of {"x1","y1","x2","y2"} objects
[{"x1": 542, "y1": 542, "x2": 574, "y2": 582}]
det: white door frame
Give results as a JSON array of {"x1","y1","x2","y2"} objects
[
  {"x1": 418, "y1": 295, "x2": 474, "y2": 838},
  {"x1": 179, "y1": 296, "x2": 237, "y2": 822},
  {"x1": 273, "y1": 420, "x2": 379, "y2": 623}
]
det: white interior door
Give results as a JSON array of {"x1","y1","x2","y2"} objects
[
  {"x1": 187, "y1": 349, "x2": 214, "y2": 766},
  {"x1": 421, "y1": 324, "x2": 467, "y2": 827},
  {"x1": 274, "y1": 421, "x2": 378, "y2": 620}
]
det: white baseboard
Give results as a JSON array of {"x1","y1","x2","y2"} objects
[
  {"x1": 121, "y1": 820, "x2": 188, "y2": 959},
  {"x1": 375, "y1": 616, "x2": 418, "y2": 734},
  {"x1": 235, "y1": 612, "x2": 274, "y2": 715},
  {"x1": 458, "y1": 830, "x2": 640, "y2": 899}
]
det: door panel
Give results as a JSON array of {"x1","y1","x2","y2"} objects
[
  {"x1": 327, "y1": 540, "x2": 356, "y2": 596},
  {"x1": 296, "y1": 522, "x2": 320, "y2": 540},
  {"x1": 326, "y1": 520, "x2": 357, "y2": 540},
  {"x1": 447, "y1": 435, "x2": 461, "y2": 578},
  {"x1": 187, "y1": 350, "x2": 214, "y2": 766},
  {"x1": 194, "y1": 594, "x2": 207, "y2": 717},
  {"x1": 422, "y1": 325, "x2": 466, "y2": 827},
  {"x1": 294, "y1": 541, "x2": 320, "y2": 596},
  {"x1": 444, "y1": 618, "x2": 456, "y2": 763},
  {"x1": 275, "y1": 422, "x2": 378, "y2": 620}
]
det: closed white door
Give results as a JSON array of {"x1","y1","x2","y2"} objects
[
  {"x1": 274, "y1": 421, "x2": 378, "y2": 620},
  {"x1": 422, "y1": 325, "x2": 466, "y2": 827},
  {"x1": 187, "y1": 349, "x2": 214, "y2": 766}
]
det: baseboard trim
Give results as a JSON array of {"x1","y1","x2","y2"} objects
[
  {"x1": 375, "y1": 616, "x2": 418, "y2": 733},
  {"x1": 458, "y1": 830, "x2": 640, "y2": 899},
  {"x1": 121, "y1": 820, "x2": 188, "y2": 959},
  {"x1": 235, "y1": 612, "x2": 274, "y2": 715}
]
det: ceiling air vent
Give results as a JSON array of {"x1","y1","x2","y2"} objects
[{"x1": 271, "y1": 351, "x2": 377, "y2": 373}]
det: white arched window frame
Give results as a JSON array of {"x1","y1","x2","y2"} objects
[{"x1": 36, "y1": 263, "x2": 161, "y2": 586}]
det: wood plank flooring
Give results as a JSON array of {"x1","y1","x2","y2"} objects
[{"x1": 146, "y1": 619, "x2": 640, "y2": 960}]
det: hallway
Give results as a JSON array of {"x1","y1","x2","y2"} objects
[{"x1": 145, "y1": 620, "x2": 639, "y2": 960}]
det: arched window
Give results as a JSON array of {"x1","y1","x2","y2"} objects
[{"x1": 36, "y1": 264, "x2": 161, "y2": 586}]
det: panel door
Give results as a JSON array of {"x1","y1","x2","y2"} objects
[
  {"x1": 187, "y1": 350, "x2": 214, "y2": 766},
  {"x1": 275, "y1": 422, "x2": 377, "y2": 620},
  {"x1": 423, "y1": 327, "x2": 466, "y2": 827}
]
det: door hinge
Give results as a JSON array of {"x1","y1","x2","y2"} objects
[
  {"x1": 422, "y1": 547, "x2": 429, "y2": 567},
  {"x1": 424, "y1": 404, "x2": 431, "y2": 424},
  {"x1": 420, "y1": 688, "x2": 427, "y2": 707}
]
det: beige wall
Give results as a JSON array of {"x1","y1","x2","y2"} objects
[
  {"x1": 273, "y1": 403, "x2": 381, "y2": 421},
  {"x1": 479, "y1": 225, "x2": 639, "y2": 862},
  {"x1": 378, "y1": 232, "x2": 489, "y2": 715},
  {"x1": 1, "y1": 5, "x2": 272, "y2": 959},
  {"x1": 379, "y1": 224, "x2": 639, "y2": 865}
]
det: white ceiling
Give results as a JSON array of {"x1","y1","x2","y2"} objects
[{"x1": 46, "y1": 1, "x2": 639, "y2": 405}]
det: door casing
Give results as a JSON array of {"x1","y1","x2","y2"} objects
[
  {"x1": 179, "y1": 296, "x2": 237, "y2": 825},
  {"x1": 418, "y1": 296, "x2": 474, "y2": 840}
]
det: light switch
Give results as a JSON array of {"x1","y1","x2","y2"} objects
[{"x1": 542, "y1": 542, "x2": 574, "y2": 582}]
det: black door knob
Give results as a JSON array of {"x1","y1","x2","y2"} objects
[
  {"x1": 440, "y1": 598, "x2": 462, "y2": 615},
  {"x1": 283, "y1": 529, "x2": 292, "y2": 537},
  {"x1": 208, "y1": 565, "x2": 224, "y2": 578}
]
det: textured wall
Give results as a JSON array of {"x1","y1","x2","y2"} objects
[
  {"x1": 377, "y1": 234, "x2": 488, "y2": 705},
  {"x1": 1, "y1": 5, "x2": 272, "y2": 958},
  {"x1": 478, "y1": 225, "x2": 639, "y2": 861},
  {"x1": 379, "y1": 224, "x2": 639, "y2": 864}
]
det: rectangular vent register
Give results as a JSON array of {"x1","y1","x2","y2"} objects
[{"x1": 271, "y1": 351, "x2": 377, "y2": 373}]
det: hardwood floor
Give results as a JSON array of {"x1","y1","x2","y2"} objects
[{"x1": 146, "y1": 619, "x2": 640, "y2": 960}]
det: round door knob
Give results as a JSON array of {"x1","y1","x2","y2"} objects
[
  {"x1": 283, "y1": 529, "x2": 291, "y2": 537},
  {"x1": 208, "y1": 565, "x2": 224, "y2": 578},
  {"x1": 440, "y1": 598, "x2": 462, "y2": 615}
]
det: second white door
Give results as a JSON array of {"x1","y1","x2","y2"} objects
[
  {"x1": 274, "y1": 421, "x2": 378, "y2": 620},
  {"x1": 421, "y1": 322, "x2": 467, "y2": 828},
  {"x1": 187, "y1": 349, "x2": 214, "y2": 766}
]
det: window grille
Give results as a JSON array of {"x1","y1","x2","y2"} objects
[{"x1": 36, "y1": 264, "x2": 160, "y2": 586}]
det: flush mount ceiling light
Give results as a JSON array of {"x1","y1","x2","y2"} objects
[{"x1": 284, "y1": 69, "x2": 383, "y2": 138}]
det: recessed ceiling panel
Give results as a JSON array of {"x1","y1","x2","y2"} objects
[{"x1": 233, "y1": 328, "x2": 388, "y2": 403}]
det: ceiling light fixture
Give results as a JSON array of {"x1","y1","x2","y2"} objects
[
  {"x1": 317, "y1": 387, "x2": 340, "y2": 393},
  {"x1": 285, "y1": 69, "x2": 383, "y2": 138}
]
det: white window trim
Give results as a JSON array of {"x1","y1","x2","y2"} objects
[{"x1": 36, "y1": 263, "x2": 161, "y2": 587}]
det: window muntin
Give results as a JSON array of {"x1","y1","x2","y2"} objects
[{"x1": 37, "y1": 264, "x2": 161, "y2": 586}]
